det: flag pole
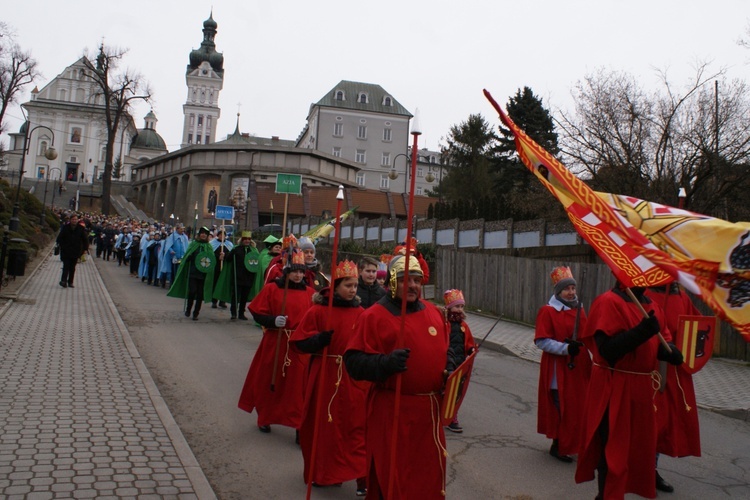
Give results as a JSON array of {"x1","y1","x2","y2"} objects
[
  {"x1": 271, "y1": 235, "x2": 295, "y2": 392},
  {"x1": 624, "y1": 287, "x2": 671, "y2": 351},
  {"x1": 305, "y1": 185, "x2": 344, "y2": 500},
  {"x1": 387, "y1": 110, "x2": 422, "y2": 499}
]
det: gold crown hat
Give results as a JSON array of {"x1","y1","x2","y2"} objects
[
  {"x1": 550, "y1": 266, "x2": 576, "y2": 295},
  {"x1": 387, "y1": 254, "x2": 423, "y2": 298},
  {"x1": 334, "y1": 260, "x2": 359, "y2": 280},
  {"x1": 240, "y1": 230, "x2": 253, "y2": 239},
  {"x1": 283, "y1": 248, "x2": 307, "y2": 271},
  {"x1": 443, "y1": 289, "x2": 465, "y2": 309}
]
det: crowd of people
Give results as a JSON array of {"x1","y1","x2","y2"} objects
[{"x1": 53, "y1": 208, "x2": 709, "y2": 499}]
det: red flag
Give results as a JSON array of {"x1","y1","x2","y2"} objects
[{"x1": 484, "y1": 89, "x2": 750, "y2": 340}]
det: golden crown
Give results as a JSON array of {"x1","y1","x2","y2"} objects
[
  {"x1": 550, "y1": 266, "x2": 574, "y2": 286},
  {"x1": 334, "y1": 260, "x2": 358, "y2": 279},
  {"x1": 443, "y1": 289, "x2": 465, "y2": 306}
]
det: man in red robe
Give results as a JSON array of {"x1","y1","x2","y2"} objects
[
  {"x1": 534, "y1": 266, "x2": 591, "y2": 461},
  {"x1": 345, "y1": 255, "x2": 451, "y2": 499},
  {"x1": 575, "y1": 284, "x2": 683, "y2": 500},
  {"x1": 646, "y1": 283, "x2": 704, "y2": 493},
  {"x1": 238, "y1": 249, "x2": 315, "y2": 433}
]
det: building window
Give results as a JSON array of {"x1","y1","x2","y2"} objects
[
  {"x1": 189, "y1": 114, "x2": 195, "y2": 127},
  {"x1": 416, "y1": 186, "x2": 423, "y2": 195},
  {"x1": 335, "y1": 90, "x2": 345, "y2": 101},
  {"x1": 207, "y1": 116, "x2": 212, "y2": 129},
  {"x1": 383, "y1": 128, "x2": 392, "y2": 142},
  {"x1": 358, "y1": 93, "x2": 368, "y2": 104},
  {"x1": 355, "y1": 150, "x2": 366, "y2": 163},
  {"x1": 188, "y1": 134, "x2": 193, "y2": 144},
  {"x1": 333, "y1": 123, "x2": 343, "y2": 137},
  {"x1": 381, "y1": 152, "x2": 390, "y2": 166},
  {"x1": 37, "y1": 166, "x2": 46, "y2": 179},
  {"x1": 332, "y1": 147, "x2": 342, "y2": 157},
  {"x1": 196, "y1": 135, "x2": 202, "y2": 144},
  {"x1": 383, "y1": 96, "x2": 392, "y2": 106},
  {"x1": 38, "y1": 140, "x2": 49, "y2": 156},
  {"x1": 417, "y1": 167, "x2": 424, "y2": 178},
  {"x1": 69, "y1": 126, "x2": 82, "y2": 144},
  {"x1": 205, "y1": 135, "x2": 210, "y2": 144},
  {"x1": 380, "y1": 174, "x2": 390, "y2": 189},
  {"x1": 356, "y1": 172, "x2": 365, "y2": 186},
  {"x1": 58, "y1": 88, "x2": 67, "y2": 101},
  {"x1": 357, "y1": 125, "x2": 367, "y2": 139},
  {"x1": 198, "y1": 115, "x2": 204, "y2": 127},
  {"x1": 99, "y1": 146, "x2": 106, "y2": 162}
]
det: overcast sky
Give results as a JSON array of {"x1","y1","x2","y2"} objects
[{"x1": 3, "y1": 0, "x2": 749, "y2": 153}]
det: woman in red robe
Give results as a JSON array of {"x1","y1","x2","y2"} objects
[
  {"x1": 238, "y1": 249, "x2": 315, "y2": 433},
  {"x1": 534, "y1": 266, "x2": 591, "y2": 460},
  {"x1": 291, "y1": 260, "x2": 368, "y2": 495},
  {"x1": 344, "y1": 255, "x2": 451, "y2": 500},
  {"x1": 575, "y1": 285, "x2": 683, "y2": 500}
]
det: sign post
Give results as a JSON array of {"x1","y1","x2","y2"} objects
[
  {"x1": 214, "y1": 205, "x2": 235, "y2": 270},
  {"x1": 275, "y1": 174, "x2": 302, "y2": 239}
]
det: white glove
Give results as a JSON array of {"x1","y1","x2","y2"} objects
[{"x1": 274, "y1": 316, "x2": 287, "y2": 328}]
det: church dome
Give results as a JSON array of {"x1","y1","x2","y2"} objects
[
  {"x1": 187, "y1": 12, "x2": 224, "y2": 75},
  {"x1": 131, "y1": 129, "x2": 166, "y2": 151},
  {"x1": 203, "y1": 14, "x2": 218, "y2": 30}
]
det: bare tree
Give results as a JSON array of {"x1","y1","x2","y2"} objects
[
  {"x1": 0, "y1": 23, "x2": 40, "y2": 136},
  {"x1": 82, "y1": 44, "x2": 151, "y2": 215},
  {"x1": 556, "y1": 65, "x2": 750, "y2": 220}
]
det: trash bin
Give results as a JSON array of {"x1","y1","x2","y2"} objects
[{"x1": 7, "y1": 249, "x2": 27, "y2": 276}]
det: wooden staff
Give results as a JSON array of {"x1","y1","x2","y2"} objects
[
  {"x1": 305, "y1": 186, "x2": 344, "y2": 500},
  {"x1": 270, "y1": 236, "x2": 294, "y2": 392},
  {"x1": 625, "y1": 287, "x2": 671, "y2": 352},
  {"x1": 387, "y1": 114, "x2": 422, "y2": 499}
]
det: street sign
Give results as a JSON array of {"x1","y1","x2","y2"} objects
[
  {"x1": 275, "y1": 174, "x2": 302, "y2": 195},
  {"x1": 214, "y1": 205, "x2": 235, "y2": 220}
]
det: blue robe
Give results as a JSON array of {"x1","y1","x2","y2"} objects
[
  {"x1": 138, "y1": 234, "x2": 151, "y2": 278},
  {"x1": 159, "y1": 231, "x2": 190, "y2": 278}
]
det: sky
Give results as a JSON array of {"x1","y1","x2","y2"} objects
[{"x1": 2, "y1": 0, "x2": 749, "y2": 154}]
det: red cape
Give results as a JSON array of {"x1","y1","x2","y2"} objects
[
  {"x1": 575, "y1": 290, "x2": 664, "y2": 499},
  {"x1": 534, "y1": 305, "x2": 592, "y2": 454},
  {"x1": 347, "y1": 299, "x2": 449, "y2": 499},
  {"x1": 237, "y1": 281, "x2": 315, "y2": 428},
  {"x1": 291, "y1": 303, "x2": 367, "y2": 486}
]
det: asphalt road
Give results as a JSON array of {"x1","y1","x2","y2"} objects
[{"x1": 96, "y1": 258, "x2": 750, "y2": 499}]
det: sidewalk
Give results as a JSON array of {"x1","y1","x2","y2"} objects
[
  {"x1": 0, "y1": 253, "x2": 215, "y2": 499},
  {"x1": 464, "y1": 311, "x2": 750, "y2": 422}
]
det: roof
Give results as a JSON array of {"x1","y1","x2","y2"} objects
[
  {"x1": 314, "y1": 80, "x2": 412, "y2": 117},
  {"x1": 131, "y1": 128, "x2": 167, "y2": 151}
]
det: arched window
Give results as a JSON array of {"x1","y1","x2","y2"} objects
[
  {"x1": 75, "y1": 88, "x2": 85, "y2": 103},
  {"x1": 383, "y1": 96, "x2": 392, "y2": 106},
  {"x1": 358, "y1": 93, "x2": 368, "y2": 104},
  {"x1": 335, "y1": 90, "x2": 345, "y2": 101},
  {"x1": 38, "y1": 140, "x2": 49, "y2": 156}
]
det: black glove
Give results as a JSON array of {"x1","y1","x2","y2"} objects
[
  {"x1": 382, "y1": 348, "x2": 410, "y2": 377},
  {"x1": 634, "y1": 311, "x2": 660, "y2": 338},
  {"x1": 658, "y1": 342, "x2": 684, "y2": 366},
  {"x1": 318, "y1": 330, "x2": 333, "y2": 347},
  {"x1": 565, "y1": 338, "x2": 582, "y2": 357}
]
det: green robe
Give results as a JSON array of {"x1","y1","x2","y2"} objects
[
  {"x1": 213, "y1": 245, "x2": 260, "y2": 303},
  {"x1": 250, "y1": 249, "x2": 276, "y2": 299},
  {"x1": 167, "y1": 240, "x2": 217, "y2": 301}
]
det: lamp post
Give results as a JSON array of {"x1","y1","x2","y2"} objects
[
  {"x1": 10, "y1": 122, "x2": 58, "y2": 232},
  {"x1": 49, "y1": 167, "x2": 62, "y2": 211}
]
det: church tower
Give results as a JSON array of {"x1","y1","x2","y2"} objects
[{"x1": 182, "y1": 12, "x2": 224, "y2": 148}]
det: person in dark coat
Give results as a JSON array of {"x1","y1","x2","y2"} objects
[
  {"x1": 355, "y1": 256, "x2": 386, "y2": 308},
  {"x1": 56, "y1": 213, "x2": 89, "y2": 288}
]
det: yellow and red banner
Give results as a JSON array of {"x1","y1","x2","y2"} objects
[
  {"x1": 441, "y1": 350, "x2": 477, "y2": 426},
  {"x1": 484, "y1": 89, "x2": 750, "y2": 340},
  {"x1": 677, "y1": 315, "x2": 717, "y2": 374}
]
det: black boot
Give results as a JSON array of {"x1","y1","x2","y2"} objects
[
  {"x1": 656, "y1": 471, "x2": 674, "y2": 493},
  {"x1": 549, "y1": 440, "x2": 573, "y2": 463}
]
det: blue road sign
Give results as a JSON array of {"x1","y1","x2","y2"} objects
[{"x1": 214, "y1": 205, "x2": 235, "y2": 220}]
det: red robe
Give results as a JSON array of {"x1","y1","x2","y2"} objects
[
  {"x1": 534, "y1": 303, "x2": 592, "y2": 455},
  {"x1": 645, "y1": 287, "x2": 701, "y2": 458},
  {"x1": 575, "y1": 290, "x2": 666, "y2": 500},
  {"x1": 238, "y1": 281, "x2": 315, "y2": 428},
  {"x1": 347, "y1": 299, "x2": 449, "y2": 500},
  {"x1": 291, "y1": 302, "x2": 367, "y2": 486}
]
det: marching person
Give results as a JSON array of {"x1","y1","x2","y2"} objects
[
  {"x1": 292, "y1": 260, "x2": 368, "y2": 495},
  {"x1": 238, "y1": 248, "x2": 315, "y2": 434},
  {"x1": 298, "y1": 237, "x2": 330, "y2": 291},
  {"x1": 646, "y1": 282, "x2": 705, "y2": 494},
  {"x1": 534, "y1": 266, "x2": 591, "y2": 461},
  {"x1": 160, "y1": 224, "x2": 189, "y2": 289},
  {"x1": 213, "y1": 231, "x2": 260, "y2": 320},
  {"x1": 128, "y1": 233, "x2": 141, "y2": 277},
  {"x1": 145, "y1": 232, "x2": 163, "y2": 286},
  {"x1": 167, "y1": 226, "x2": 217, "y2": 320},
  {"x1": 252, "y1": 234, "x2": 282, "y2": 299},
  {"x1": 443, "y1": 288, "x2": 477, "y2": 434},
  {"x1": 355, "y1": 256, "x2": 386, "y2": 308},
  {"x1": 344, "y1": 254, "x2": 452, "y2": 499},
  {"x1": 56, "y1": 213, "x2": 89, "y2": 288},
  {"x1": 210, "y1": 229, "x2": 233, "y2": 309},
  {"x1": 575, "y1": 283, "x2": 683, "y2": 500}
]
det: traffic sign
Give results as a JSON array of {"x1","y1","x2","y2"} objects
[{"x1": 214, "y1": 205, "x2": 235, "y2": 220}]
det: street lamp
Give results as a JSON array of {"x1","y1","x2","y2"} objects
[
  {"x1": 49, "y1": 167, "x2": 62, "y2": 211},
  {"x1": 678, "y1": 187, "x2": 687, "y2": 209},
  {"x1": 10, "y1": 121, "x2": 58, "y2": 231},
  {"x1": 389, "y1": 152, "x2": 433, "y2": 195}
]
